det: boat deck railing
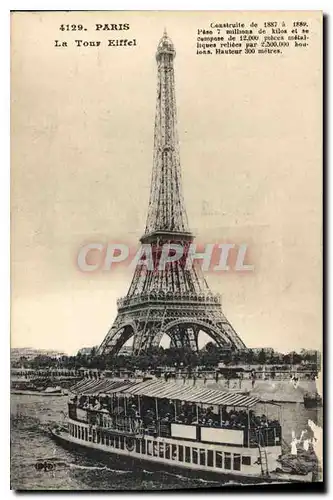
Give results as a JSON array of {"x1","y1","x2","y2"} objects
[{"x1": 78, "y1": 415, "x2": 280, "y2": 447}]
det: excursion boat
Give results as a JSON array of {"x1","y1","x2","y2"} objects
[{"x1": 50, "y1": 378, "x2": 309, "y2": 482}]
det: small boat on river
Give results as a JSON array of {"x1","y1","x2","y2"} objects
[{"x1": 11, "y1": 382, "x2": 65, "y2": 396}]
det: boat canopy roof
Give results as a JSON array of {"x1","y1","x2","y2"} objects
[
  {"x1": 70, "y1": 378, "x2": 261, "y2": 408},
  {"x1": 70, "y1": 378, "x2": 137, "y2": 395},
  {"x1": 121, "y1": 380, "x2": 260, "y2": 408}
]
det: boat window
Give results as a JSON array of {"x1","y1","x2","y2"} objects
[
  {"x1": 153, "y1": 441, "x2": 158, "y2": 457},
  {"x1": 165, "y1": 443, "x2": 170, "y2": 460},
  {"x1": 136, "y1": 438, "x2": 140, "y2": 453},
  {"x1": 160, "y1": 422, "x2": 171, "y2": 437},
  {"x1": 147, "y1": 440, "x2": 152, "y2": 456},
  {"x1": 92, "y1": 429, "x2": 96, "y2": 443},
  {"x1": 224, "y1": 452, "x2": 231, "y2": 470},
  {"x1": 120, "y1": 436, "x2": 125, "y2": 450},
  {"x1": 207, "y1": 450, "x2": 214, "y2": 467},
  {"x1": 200, "y1": 449, "x2": 206, "y2": 466},
  {"x1": 141, "y1": 439, "x2": 146, "y2": 455},
  {"x1": 85, "y1": 428, "x2": 88, "y2": 441},
  {"x1": 105, "y1": 434, "x2": 109, "y2": 446},
  {"x1": 178, "y1": 445, "x2": 184, "y2": 462},
  {"x1": 215, "y1": 451, "x2": 223, "y2": 468},
  {"x1": 115, "y1": 436, "x2": 119, "y2": 449},
  {"x1": 96, "y1": 431, "x2": 100, "y2": 444},
  {"x1": 101, "y1": 432, "x2": 105, "y2": 445},
  {"x1": 185, "y1": 446, "x2": 191, "y2": 463},
  {"x1": 159, "y1": 443, "x2": 164, "y2": 458},
  {"x1": 171, "y1": 444, "x2": 177, "y2": 460},
  {"x1": 242, "y1": 456, "x2": 251, "y2": 466},
  {"x1": 192, "y1": 448, "x2": 198, "y2": 465},
  {"x1": 233, "y1": 454, "x2": 241, "y2": 471},
  {"x1": 110, "y1": 435, "x2": 114, "y2": 447},
  {"x1": 68, "y1": 404, "x2": 77, "y2": 420}
]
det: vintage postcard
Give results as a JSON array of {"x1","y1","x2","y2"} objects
[{"x1": 11, "y1": 11, "x2": 323, "y2": 490}]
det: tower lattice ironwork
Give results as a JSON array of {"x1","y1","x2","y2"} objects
[{"x1": 97, "y1": 31, "x2": 246, "y2": 356}]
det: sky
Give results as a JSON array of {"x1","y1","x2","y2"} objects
[{"x1": 11, "y1": 11, "x2": 322, "y2": 355}]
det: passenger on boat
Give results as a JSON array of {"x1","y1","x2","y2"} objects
[
  {"x1": 73, "y1": 393, "x2": 281, "y2": 436},
  {"x1": 93, "y1": 400, "x2": 102, "y2": 410}
]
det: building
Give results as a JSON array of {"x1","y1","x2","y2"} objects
[{"x1": 77, "y1": 346, "x2": 98, "y2": 356}]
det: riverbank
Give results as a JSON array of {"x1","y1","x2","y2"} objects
[{"x1": 12, "y1": 372, "x2": 321, "y2": 405}]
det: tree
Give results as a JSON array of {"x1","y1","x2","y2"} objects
[
  {"x1": 258, "y1": 349, "x2": 266, "y2": 365},
  {"x1": 221, "y1": 349, "x2": 232, "y2": 365},
  {"x1": 18, "y1": 356, "x2": 28, "y2": 368},
  {"x1": 205, "y1": 342, "x2": 218, "y2": 353},
  {"x1": 244, "y1": 349, "x2": 255, "y2": 365},
  {"x1": 30, "y1": 355, "x2": 57, "y2": 369}
]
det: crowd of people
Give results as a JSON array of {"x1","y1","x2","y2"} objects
[{"x1": 71, "y1": 394, "x2": 281, "y2": 434}]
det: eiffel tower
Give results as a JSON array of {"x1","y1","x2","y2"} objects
[{"x1": 97, "y1": 31, "x2": 246, "y2": 357}]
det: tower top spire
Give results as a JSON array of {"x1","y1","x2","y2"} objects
[
  {"x1": 143, "y1": 30, "x2": 189, "y2": 240},
  {"x1": 156, "y1": 29, "x2": 175, "y2": 60}
]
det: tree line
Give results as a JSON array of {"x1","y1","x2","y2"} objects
[{"x1": 12, "y1": 344, "x2": 320, "y2": 372}]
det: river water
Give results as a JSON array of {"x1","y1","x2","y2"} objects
[{"x1": 10, "y1": 394, "x2": 322, "y2": 491}]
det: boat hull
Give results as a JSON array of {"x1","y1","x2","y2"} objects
[{"x1": 49, "y1": 428, "x2": 312, "y2": 485}]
